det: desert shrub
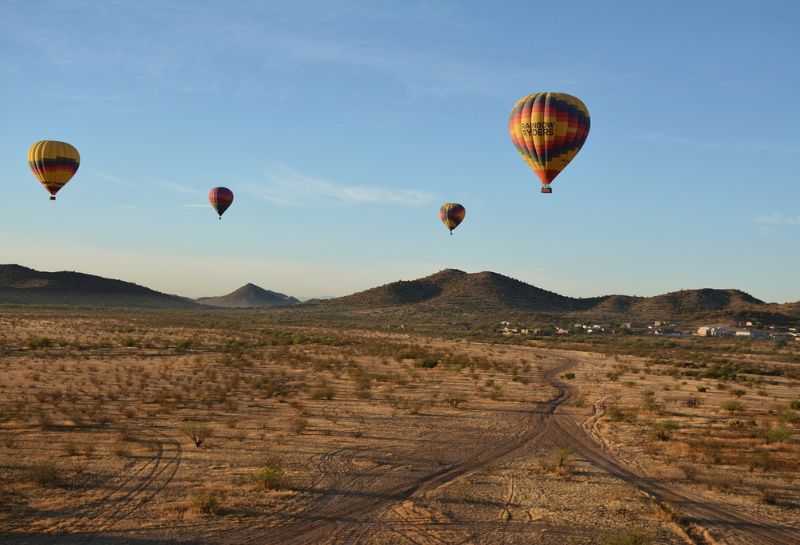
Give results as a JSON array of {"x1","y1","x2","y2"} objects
[
  {"x1": 175, "y1": 339, "x2": 193, "y2": 352},
  {"x1": 759, "y1": 486, "x2": 779, "y2": 505},
  {"x1": 697, "y1": 386, "x2": 708, "y2": 392},
  {"x1": 685, "y1": 396, "x2": 701, "y2": 408},
  {"x1": 561, "y1": 372, "x2": 575, "y2": 380},
  {"x1": 188, "y1": 490, "x2": 220, "y2": 515},
  {"x1": 606, "y1": 371, "x2": 620, "y2": 382},
  {"x1": 790, "y1": 400, "x2": 800, "y2": 410},
  {"x1": 606, "y1": 405, "x2": 631, "y2": 422},
  {"x1": 29, "y1": 461, "x2": 60, "y2": 487},
  {"x1": 642, "y1": 390, "x2": 660, "y2": 411},
  {"x1": 721, "y1": 400, "x2": 744, "y2": 415},
  {"x1": 416, "y1": 357, "x2": 438, "y2": 369},
  {"x1": 179, "y1": 421, "x2": 212, "y2": 447},
  {"x1": 253, "y1": 457, "x2": 286, "y2": 490},
  {"x1": 25, "y1": 336, "x2": 52, "y2": 349},
  {"x1": 650, "y1": 420, "x2": 679, "y2": 441},
  {"x1": 444, "y1": 393, "x2": 466, "y2": 408},
  {"x1": 310, "y1": 384, "x2": 335, "y2": 400},
  {"x1": 598, "y1": 528, "x2": 652, "y2": 545},
  {"x1": 36, "y1": 410, "x2": 54, "y2": 430},
  {"x1": 678, "y1": 463, "x2": 698, "y2": 481},
  {"x1": 291, "y1": 417, "x2": 308, "y2": 434},
  {"x1": 552, "y1": 447, "x2": 573, "y2": 475},
  {"x1": 762, "y1": 427, "x2": 791, "y2": 444},
  {"x1": 732, "y1": 388, "x2": 747, "y2": 398}
]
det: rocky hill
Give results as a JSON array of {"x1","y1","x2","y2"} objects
[
  {"x1": 0, "y1": 265, "x2": 196, "y2": 309},
  {"x1": 197, "y1": 283, "x2": 299, "y2": 308}
]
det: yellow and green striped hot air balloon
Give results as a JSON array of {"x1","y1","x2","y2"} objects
[
  {"x1": 509, "y1": 92, "x2": 590, "y2": 193},
  {"x1": 28, "y1": 140, "x2": 80, "y2": 200}
]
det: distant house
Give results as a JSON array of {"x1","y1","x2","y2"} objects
[
  {"x1": 697, "y1": 327, "x2": 711, "y2": 337},
  {"x1": 556, "y1": 327, "x2": 570, "y2": 335}
]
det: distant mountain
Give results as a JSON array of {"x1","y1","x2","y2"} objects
[
  {"x1": 197, "y1": 283, "x2": 299, "y2": 308},
  {"x1": 0, "y1": 264, "x2": 196, "y2": 309},
  {"x1": 319, "y1": 269, "x2": 797, "y2": 324}
]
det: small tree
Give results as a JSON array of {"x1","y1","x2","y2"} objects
[
  {"x1": 721, "y1": 400, "x2": 744, "y2": 415},
  {"x1": 179, "y1": 422, "x2": 212, "y2": 447}
]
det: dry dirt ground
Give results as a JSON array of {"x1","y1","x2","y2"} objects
[{"x1": 0, "y1": 309, "x2": 797, "y2": 544}]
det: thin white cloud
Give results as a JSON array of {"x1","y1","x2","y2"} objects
[
  {"x1": 179, "y1": 203, "x2": 208, "y2": 208},
  {"x1": 95, "y1": 172, "x2": 131, "y2": 185},
  {"x1": 245, "y1": 165, "x2": 434, "y2": 207},
  {"x1": 753, "y1": 213, "x2": 800, "y2": 225},
  {"x1": 156, "y1": 179, "x2": 205, "y2": 196}
]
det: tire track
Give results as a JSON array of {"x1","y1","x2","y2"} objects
[
  {"x1": 542, "y1": 358, "x2": 800, "y2": 545},
  {"x1": 36, "y1": 427, "x2": 181, "y2": 544}
]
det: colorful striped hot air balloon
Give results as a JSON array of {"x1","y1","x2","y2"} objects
[
  {"x1": 27, "y1": 140, "x2": 80, "y2": 200},
  {"x1": 509, "y1": 92, "x2": 590, "y2": 193},
  {"x1": 209, "y1": 187, "x2": 234, "y2": 219},
  {"x1": 439, "y1": 203, "x2": 466, "y2": 235}
]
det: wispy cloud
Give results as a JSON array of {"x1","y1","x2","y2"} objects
[
  {"x1": 638, "y1": 133, "x2": 797, "y2": 153},
  {"x1": 245, "y1": 164, "x2": 434, "y2": 207},
  {"x1": 95, "y1": 172, "x2": 132, "y2": 185},
  {"x1": 179, "y1": 203, "x2": 208, "y2": 208},
  {"x1": 753, "y1": 213, "x2": 800, "y2": 225},
  {"x1": 156, "y1": 179, "x2": 205, "y2": 196}
]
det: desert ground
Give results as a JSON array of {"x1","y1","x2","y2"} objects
[{"x1": 0, "y1": 308, "x2": 798, "y2": 544}]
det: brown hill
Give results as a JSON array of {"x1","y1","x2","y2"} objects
[
  {"x1": 197, "y1": 283, "x2": 299, "y2": 308},
  {"x1": 320, "y1": 269, "x2": 797, "y2": 324},
  {"x1": 0, "y1": 265, "x2": 196, "y2": 309},
  {"x1": 327, "y1": 269, "x2": 593, "y2": 313}
]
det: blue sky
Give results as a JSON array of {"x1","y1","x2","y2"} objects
[{"x1": 1, "y1": 0, "x2": 798, "y2": 301}]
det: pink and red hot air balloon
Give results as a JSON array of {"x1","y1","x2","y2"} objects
[{"x1": 209, "y1": 187, "x2": 234, "y2": 219}]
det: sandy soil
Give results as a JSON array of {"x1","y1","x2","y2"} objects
[{"x1": 0, "y1": 309, "x2": 797, "y2": 544}]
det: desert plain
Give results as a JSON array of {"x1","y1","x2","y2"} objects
[{"x1": 1, "y1": 307, "x2": 798, "y2": 545}]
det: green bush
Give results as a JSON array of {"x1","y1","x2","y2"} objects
[
  {"x1": 763, "y1": 427, "x2": 791, "y2": 444},
  {"x1": 253, "y1": 457, "x2": 286, "y2": 490},
  {"x1": 189, "y1": 490, "x2": 220, "y2": 515},
  {"x1": 416, "y1": 357, "x2": 439, "y2": 369},
  {"x1": 649, "y1": 420, "x2": 679, "y2": 441},
  {"x1": 29, "y1": 462, "x2": 60, "y2": 487}
]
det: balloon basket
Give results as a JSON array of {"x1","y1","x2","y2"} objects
[
  {"x1": 541, "y1": 187, "x2": 552, "y2": 194},
  {"x1": 49, "y1": 196, "x2": 56, "y2": 201}
]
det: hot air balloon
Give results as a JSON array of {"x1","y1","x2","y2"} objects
[
  {"x1": 508, "y1": 92, "x2": 590, "y2": 193},
  {"x1": 209, "y1": 187, "x2": 234, "y2": 219},
  {"x1": 27, "y1": 140, "x2": 80, "y2": 200},
  {"x1": 440, "y1": 203, "x2": 465, "y2": 235}
]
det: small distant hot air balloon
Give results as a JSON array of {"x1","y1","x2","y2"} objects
[
  {"x1": 28, "y1": 140, "x2": 80, "y2": 200},
  {"x1": 508, "y1": 92, "x2": 590, "y2": 193},
  {"x1": 440, "y1": 203, "x2": 465, "y2": 235},
  {"x1": 209, "y1": 187, "x2": 234, "y2": 220}
]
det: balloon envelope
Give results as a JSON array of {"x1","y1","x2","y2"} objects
[
  {"x1": 28, "y1": 140, "x2": 80, "y2": 200},
  {"x1": 440, "y1": 203, "x2": 466, "y2": 233},
  {"x1": 209, "y1": 187, "x2": 234, "y2": 219},
  {"x1": 508, "y1": 92, "x2": 589, "y2": 193}
]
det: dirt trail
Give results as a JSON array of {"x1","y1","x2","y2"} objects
[
  {"x1": 542, "y1": 359, "x2": 800, "y2": 545},
  {"x1": 223, "y1": 353, "x2": 799, "y2": 545}
]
